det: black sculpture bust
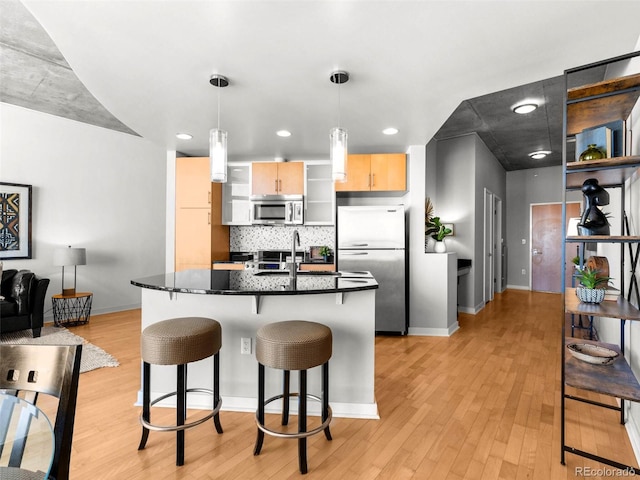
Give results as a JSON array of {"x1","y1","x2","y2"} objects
[{"x1": 578, "y1": 178, "x2": 610, "y2": 236}]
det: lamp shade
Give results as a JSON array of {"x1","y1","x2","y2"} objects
[
  {"x1": 53, "y1": 247, "x2": 86, "y2": 266},
  {"x1": 210, "y1": 128, "x2": 228, "y2": 182},
  {"x1": 330, "y1": 127, "x2": 347, "y2": 182}
]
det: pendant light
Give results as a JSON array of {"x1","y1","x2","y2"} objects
[
  {"x1": 330, "y1": 70, "x2": 349, "y2": 182},
  {"x1": 209, "y1": 74, "x2": 229, "y2": 183}
]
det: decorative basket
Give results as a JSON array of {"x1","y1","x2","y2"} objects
[{"x1": 576, "y1": 286, "x2": 605, "y2": 304}]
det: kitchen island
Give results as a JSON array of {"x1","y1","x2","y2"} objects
[{"x1": 131, "y1": 269, "x2": 379, "y2": 418}]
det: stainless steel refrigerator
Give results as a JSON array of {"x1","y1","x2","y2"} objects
[{"x1": 337, "y1": 205, "x2": 407, "y2": 334}]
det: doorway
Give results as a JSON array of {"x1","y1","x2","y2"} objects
[
  {"x1": 530, "y1": 202, "x2": 581, "y2": 293},
  {"x1": 484, "y1": 189, "x2": 503, "y2": 303}
]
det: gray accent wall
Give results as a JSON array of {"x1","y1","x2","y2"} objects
[{"x1": 505, "y1": 166, "x2": 564, "y2": 289}]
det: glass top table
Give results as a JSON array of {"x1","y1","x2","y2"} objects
[{"x1": 0, "y1": 393, "x2": 54, "y2": 480}]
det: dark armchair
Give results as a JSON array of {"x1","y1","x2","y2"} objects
[{"x1": 0, "y1": 269, "x2": 50, "y2": 338}]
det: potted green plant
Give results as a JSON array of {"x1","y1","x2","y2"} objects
[
  {"x1": 319, "y1": 246, "x2": 332, "y2": 262},
  {"x1": 575, "y1": 266, "x2": 611, "y2": 303},
  {"x1": 426, "y1": 216, "x2": 452, "y2": 252}
]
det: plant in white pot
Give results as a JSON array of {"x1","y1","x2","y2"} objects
[
  {"x1": 575, "y1": 266, "x2": 611, "y2": 303},
  {"x1": 426, "y1": 216, "x2": 452, "y2": 253}
]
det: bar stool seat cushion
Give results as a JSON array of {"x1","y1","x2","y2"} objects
[
  {"x1": 256, "y1": 320, "x2": 332, "y2": 371},
  {"x1": 141, "y1": 317, "x2": 221, "y2": 366}
]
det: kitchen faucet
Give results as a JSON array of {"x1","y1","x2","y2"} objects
[{"x1": 290, "y1": 229, "x2": 301, "y2": 280}]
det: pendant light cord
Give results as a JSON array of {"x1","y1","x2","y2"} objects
[
  {"x1": 217, "y1": 84, "x2": 221, "y2": 130},
  {"x1": 337, "y1": 81, "x2": 341, "y2": 128}
]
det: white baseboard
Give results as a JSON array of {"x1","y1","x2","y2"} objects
[
  {"x1": 506, "y1": 284, "x2": 530, "y2": 291},
  {"x1": 625, "y1": 407, "x2": 640, "y2": 468},
  {"x1": 44, "y1": 303, "x2": 141, "y2": 324},
  {"x1": 409, "y1": 322, "x2": 459, "y2": 337}
]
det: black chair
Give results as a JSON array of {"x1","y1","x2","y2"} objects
[{"x1": 0, "y1": 344, "x2": 82, "y2": 480}]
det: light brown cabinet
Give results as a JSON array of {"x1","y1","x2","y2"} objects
[
  {"x1": 175, "y1": 157, "x2": 229, "y2": 272},
  {"x1": 252, "y1": 161, "x2": 304, "y2": 195},
  {"x1": 334, "y1": 153, "x2": 406, "y2": 192}
]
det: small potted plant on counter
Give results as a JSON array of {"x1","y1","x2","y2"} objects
[
  {"x1": 575, "y1": 266, "x2": 611, "y2": 303},
  {"x1": 319, "y1": 246, "x2": 332, "y2": 262}
]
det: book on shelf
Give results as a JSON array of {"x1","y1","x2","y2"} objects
[
  {"x1": 604, "y1": 286, "x2": 620, "y2": 302},
  {"x1": 574, "y1": 120, "x2": 626, "y2": 161}
]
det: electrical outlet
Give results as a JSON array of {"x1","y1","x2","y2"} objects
[
  {"x1": 241, "y1": 337, "x2": 252, "y2": 355},
  {"x1": 521, "y1": 268, "x2": 526, "y2": 275}
]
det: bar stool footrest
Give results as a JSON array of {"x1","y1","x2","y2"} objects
[
  {"x1": 140, "y1": 388, "x2": 222, "y2": 432},
  {"x1": 255, "y1": 393, "x2": 332, "y2": 439}
]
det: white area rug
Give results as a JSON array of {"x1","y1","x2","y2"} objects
[{"x1": 1, "y1": 326, "x2": 119, "y2": 373}]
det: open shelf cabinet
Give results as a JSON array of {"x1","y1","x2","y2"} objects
[{"x1": 561, "y1": 50, "x2": 640, "y2": 471}]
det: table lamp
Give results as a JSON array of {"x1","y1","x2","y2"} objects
[{"x1": 53, "y1": 246, "x2": 86, "y2": 296}]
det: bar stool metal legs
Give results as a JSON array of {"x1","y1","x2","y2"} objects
[
  {"x1": 137, "y1": 317, "x2": 223, "y2": 466},
  {"x1": 253, "y1": 319, "x2": 333, "y2": 474}
]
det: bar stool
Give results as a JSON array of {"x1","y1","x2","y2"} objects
[
  {"x1": 138, "y1": 317, "x2": 223, "y2": 466},
  {"x1": 253, "y1": 320, "x2": 332, "y2": 474}
]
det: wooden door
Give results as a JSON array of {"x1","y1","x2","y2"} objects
[
  {"x1": 335, "y1": 154, "x2": 371, "y2": 191},
  {"x1": 252, "y1": 162, "x2": 279, "y2": 195},
  {"x1": 370, "y1": 154, "x2": 406, "y2": 191},
  {"x1": 210, "y1": 182, "x2": 230, "y2": 261},
  {"x1": 531, "y1": 202, "x2": 581, "y2": 293},
  {"x1": 277, "y1": 162, "x2": 304, "y2": 194},
  {"x1": 175, "y1": 208, "x2": 211, "y2": 271},
  {"x1": 176, "y1": 157, "x2": 211, "y2": 208}
]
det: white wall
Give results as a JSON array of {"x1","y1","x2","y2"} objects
[
  {"x1": 0, "y1": 103, "x2": 167, "y2": 317},
  {"x1": 474, "y1": 135, "x2": 507, "y2": 307},
  {"x1": 408, "y1": 143, "x2": 458, "y2": 336},
  {"x1": 431, "y1": 133, "x2": 506, "y2": 313}
]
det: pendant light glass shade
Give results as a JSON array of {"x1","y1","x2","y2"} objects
[
  {"x1": 209, "y1": 74, "x2": 229, "y2": 183},
  {"x1": 210, "y1": 128, "x2": 227, "y2": 182},
  {"x1": 329, "y1": 70, "x2": 349, "y2": 183},
  {"x1": 330, "y1": 127, "x2": 347, "y2": 182}
]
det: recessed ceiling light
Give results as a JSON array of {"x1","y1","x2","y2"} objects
[
  {"x1": 513, "y1": 103, "x2": 538, "y2": 114},
  {"x1": 382, "y1": 127, "x2": 398, "y2": 135},
  {"x1": 176, "y1": 133, "x2": 192, "y2": 140},
  {"x1": 529, "y1": 150, "x2": 551, "y2": 159},
  {"x1": 276, "y1": 130, "x2": 292, "y2": 137}
]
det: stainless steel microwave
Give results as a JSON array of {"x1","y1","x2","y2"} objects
[{"x1": 250, "y1": 195, "x2": 304, "y2": 225}]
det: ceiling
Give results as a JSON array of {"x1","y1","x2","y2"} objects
[{"x1": 2, "y1": 1, "x2": 639, "y2": 171}]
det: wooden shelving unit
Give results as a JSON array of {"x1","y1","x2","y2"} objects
[{"x1": 561, "y1": 51, "x2": 640, "y2": 471}]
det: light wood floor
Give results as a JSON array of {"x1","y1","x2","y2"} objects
[{"x1": 46, "y1": 289, "x2": 637, "y2": 479}]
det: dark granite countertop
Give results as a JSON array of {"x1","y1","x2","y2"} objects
[{"x1": 131, "y1": 269, "x2": 378, "y2": 296}]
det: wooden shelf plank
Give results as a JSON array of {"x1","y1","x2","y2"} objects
[
  {"x1": 568, "y1": 73, "x2": 640, "y2": 101},
  {"x1": 565, "y1": 288, "x2": 640, "y2": 320},
  {"x1": 566, "y1": 236, "x2": 640, "y2": 243},
  {"x1": 567, "y1": 73, "x2": 640, "y2": 136},
  {"x1": 566, "y1": 155, "x2": 640, "y2": 189},
  {"x1": 564, "y1": 337, "x2": 640, "y2": 402}
]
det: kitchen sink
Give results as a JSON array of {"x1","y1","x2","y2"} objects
[{"x1": 253, "y1": 270, "x2": 341, "y2": 277}]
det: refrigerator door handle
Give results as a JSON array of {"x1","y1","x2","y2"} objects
[
  {"x1": 340, "y1": 252, "x2": 369, "y2": 256},
  {"x1": 345, "y1": 243, "x2": 369, "y2": 247}
]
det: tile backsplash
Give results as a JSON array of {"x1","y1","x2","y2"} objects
[{"x1": 230, "y1": 225, "x2": 335, "y2": 253}]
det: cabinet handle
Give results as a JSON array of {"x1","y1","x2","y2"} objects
[
  {"x1": 372, "y1": 173, "x2": 375, "y2": 187},
  {"x1": 368, "y1": 174, "x2": 371, "y2": 187},
  {"x1": 208, "y1": 191, "x2": 211, "y2": 204},
  {"x1": 275, "y1": 179, "x2": 278, "y2": 193},
  {"x1": 279, "y1": 179, "x2": 282, "y2": 192},
  {"x1": 208, "y1": 212, "x2": 211, "y2": 225}
]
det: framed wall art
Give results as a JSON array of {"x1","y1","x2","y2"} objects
[{"x1": 0, "y1": 182, "x2": 32, "y2": 259}]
